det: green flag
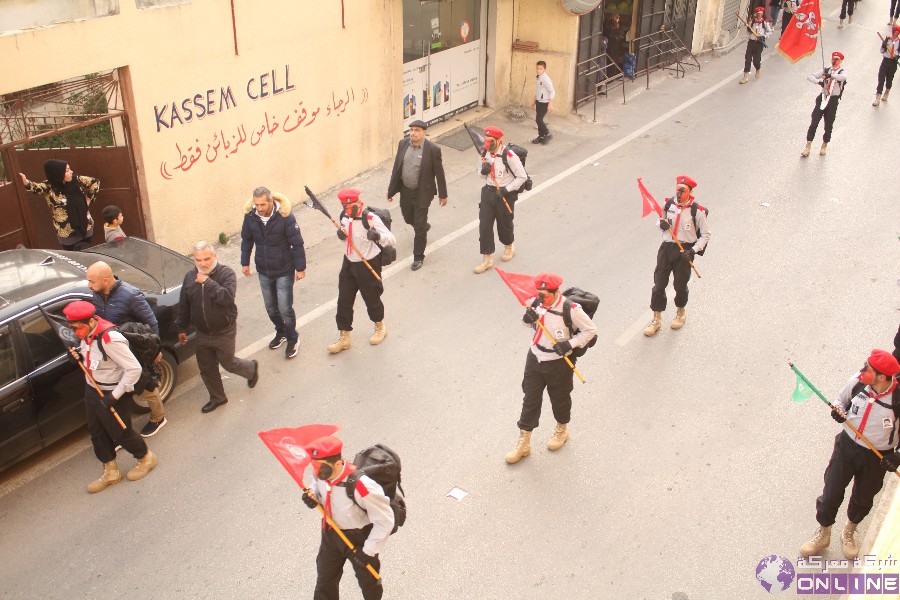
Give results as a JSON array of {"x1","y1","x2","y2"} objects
[{"x1": 791, "y1": 372, "x2": 814, "y2": 402}]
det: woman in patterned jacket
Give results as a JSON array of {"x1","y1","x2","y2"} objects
[{"x1": 19, "y1": 159, "x2": 99, "y2": 250}]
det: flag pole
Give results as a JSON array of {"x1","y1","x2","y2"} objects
[
  {"x1": 304, "y1": 488, "x2": 381, "y2": 580},
  {"x1": 69, "y1": 347, "x2": 127, "y2": 429},
  {"x1": 788, "y1": 361, "x2": 900, "y2": 478},
  {"x1": 638, "y1": 179, "x2": 701, "y2": 278},
  {"x1": 535, "y1": 320, "x2": 586, "y2": 384}
]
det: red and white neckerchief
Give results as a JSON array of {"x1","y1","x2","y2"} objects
[
  {"x1": 887, "y1": 38, "x2": 899, "y2": 59},
  {"x1": 322, "y1": 463, "x2": 357, "y2": 530},
  {"x1": 83, "y1": 325, "x2": 111, "y2": 376},
  {"x1": 344, "y1": 204, "x2": 366, "y2": 257},
  {"x1": 531, "y1": 295, "x2": 563, "y2": 346},
  {"x1": 855, "y1": 376, "x2": 898, "y2": 440},
  {"x1": 671, "y1": 197, "x2": 695, "y2": 238}
]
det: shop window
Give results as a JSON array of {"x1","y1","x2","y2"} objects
[
  {"x1": 403, "y1": 0, "x2": 481, "y2": 63},
  {"x1": 0, "y1": 0, "x2": 120, "y2": 33}
]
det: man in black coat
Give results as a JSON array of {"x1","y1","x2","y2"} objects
[{"x1": 387, "y1": 120, "x2": 448, "y2": 271}]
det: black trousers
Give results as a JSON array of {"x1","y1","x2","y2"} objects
[
  {"x1": 650, "y1": 242, "x2": 693, "y2": 312},
  {"x1": 807, "y1": 95, "x2": 840, "y2": 143},
  {"x1": 61, "y1": 238, "x2": 92, "y2": 251},
  {"x1": 336, "y1": 254, "x2": 384, "y2": 331},
  {"x1": 399, "y1": 184, "x2": 431, "y2": 261},
  {"x1": 892, "y1": 0, "x2": 900, "y2": 20},
  {"x1": 196, "y1": 326, "x2": 256, "y2": 405},
  {"x1": 517, "y1": 351, "x2": 574, "y2": 431},
  {"x1": 478, "y1": 186, "x2": 517, "y2": 255},
  {"x1": 781, "y1": 10, "x2": 794, "y2": 35},
  {"x1": 314, "y1": 525, "x2": 382, "y2": 600},
  {"x1": 877, "y1": 57, "x2": 899, "y2": 94},
  {"x1": 744, "y1": 39, "x2": 765, "y2": 72},
  {"x1": 815, "y1": 432, "x2": 890, "y2": 526},
  {"x1": 839, "y1": 0, "x2": 854, "y2": 19},
  {"x1": 535, "y1": 101, "x2": 550, "y2": 137},
  {"x1": 85, "y1": 385, "x2": 147, "y2": 463}
]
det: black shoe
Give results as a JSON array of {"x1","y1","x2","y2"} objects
[
  {"x1": 286, "y1": 340, "x2": 299, "y2": 359},
  {"x1": 531, "y1": 136, "x2": 544, "y2": 144},
  {"x1": 140, "y1": 418, "x2": 167, "y2": 438},
  {"x1": 411, "y1": 259, "x2": 424, "y2": 271},
  {"x1": 248, "y1": 359, "x2": 259, "y2": 388},
  {"x1": 201, "y1": 399, "x2": 227, "y2": 413},
  {"x1": 541, "y1": 133, "x2": 552, "y2": 144},
  {"x1": 268, "y1": 334, "x2": 286, "y2": 350}
]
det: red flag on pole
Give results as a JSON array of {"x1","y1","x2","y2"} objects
[
  {"x1": 637, "y1": 178, "x2": 663, "y2": 218},
  {"x1": 495, "y1": 267, "x2": 537, "y2": 306},
  {"x1": 776, "y1": 0, "x2": 821, "y2": 63},
  {"x1": 258, "y1": 424, "x2": 340, "y2": 488}
]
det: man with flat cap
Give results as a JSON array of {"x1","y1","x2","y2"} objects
[
  {"x1": 505, "y1": 273, "x2": 598, "y2": 464},
  {"x1": 800, "y1": 350, "x2": 900, "y2": 560},
  {"x1": 328, "y1": 189, "x2": 396, "y2": 354},
  {"x1": 643, "y1": 175, "x2": 711, "y2": 337},
  {"x1": 474, "y1": 126, "x2": 528, "y2": 275},
  {"x1": 802, "y1": 51, "x2": 847, "y2": 157},
  {"x1": 63, "y1": 300, "x2": 158, "y2": 492},
  {"x1": 387, "y1": 120, "x2": 448, "y2": 271},
  {"x1": 301, "y1": 436, "x2": 394, "y2": 600}
]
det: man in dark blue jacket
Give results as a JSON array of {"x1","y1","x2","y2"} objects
[
  {"x1": 240, "y1": 187, "x2": 306, "y2": 359},
  {"x1": 87, "y1": 260, "x2": 167, "y2": 437}
]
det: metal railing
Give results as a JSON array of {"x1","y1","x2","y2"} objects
[
  {"x1": 575, "y1": 53, "x2": 628, "y2": 121},
  {"x1": 632, "y1": 29, "x2": 702, "y2": 89}
]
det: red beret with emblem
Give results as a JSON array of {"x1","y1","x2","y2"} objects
[
  {"x1": 832, "y1": 51, "x2": 845, "y2": 60},
  {"x1": 754, "y1": 6, "x2": 764, "y2": 13},
  {"x1": 304, "y1": 436, "x2": 343, "y2": 460},
  {"x1": 868, "y1": 349, "x2": 900, "y2": 376},
  {"x1": 483, "y1": 126, "x2": 504, "y2": 139},
  {"x1": 676, "y1": 175, "x2": 697, "y2": 189},
  {"x1": 63, "y1": 300, "x2": 96, "y2": 322},
  {"x1": 534, "y1": 272, "x2": 564, "y2": 292},
  {"x1": 337, "y1": 188, "x2": 361, "y2": 204},
  {"x1": 893, "y1": 25, "x2": 900, "y2": 33}
]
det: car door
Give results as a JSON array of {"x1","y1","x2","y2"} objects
[{"x1": 0, "y1": 322, "x2": 40, "y2": 471}]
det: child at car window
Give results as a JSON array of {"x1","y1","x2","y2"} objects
[{"x1": 103, "y1": 205, "x2": 127, "y2": 242}]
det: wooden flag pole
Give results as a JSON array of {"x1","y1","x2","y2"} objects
[
  {"x1": 328, "y1": 216, "x2": 382, "y2": 283},
  {"x1": 69, "y1": 348, "x2": 127, "y2": 429},
  {"x1": 535, "y1": 320, "x2": 586, "y2": 384},
  {"x1": 304, "y1": 489, "x2": 381, "y2": 580}
]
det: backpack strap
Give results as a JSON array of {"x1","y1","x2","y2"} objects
[
  {"x1": 663, "y1": 198, "x2": 673, "y2": 216},
  {"x1": 358, "y1": 208, "x2": 385, "y2": 251},
  {"x1": 94, "y1": 325, "x2": 118, "y2": 362},
  {"x1": 343, "y1": 470, "x2": 366, "y2": 511},
  {"x1": 561, "y1": 300, "x2": 574, "y2": 334}
]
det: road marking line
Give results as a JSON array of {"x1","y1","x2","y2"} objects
[{"x1": 616, "y1": 310, "x2": 654, "y2": 347}]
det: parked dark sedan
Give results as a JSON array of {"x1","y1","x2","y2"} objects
[{"x1": 0, "y1": 237, "x2": 197, "y2": 473}]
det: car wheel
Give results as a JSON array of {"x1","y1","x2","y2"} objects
[{"x1": 129, "y1": 350, "x2": 178, "y2": 414}]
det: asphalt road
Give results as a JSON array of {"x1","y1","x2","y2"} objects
[{"x1": 1, "y1": 2, "x2": 899, "y2": 598}]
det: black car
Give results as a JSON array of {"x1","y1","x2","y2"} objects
[{"x1": 0, "y1": 237, "x2": 197, "y2": 473}]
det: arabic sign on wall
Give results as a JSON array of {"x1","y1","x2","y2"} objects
[{"x1": 401, "y1": 40, "x2": 481, "y2": 131}]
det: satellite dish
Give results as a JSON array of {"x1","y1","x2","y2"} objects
[{"x1": 560, "y1": 0, "x2": 603, "y2": 15}]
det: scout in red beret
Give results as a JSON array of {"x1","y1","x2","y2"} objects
[
  {"x1": 802, "y1": 51, "x2": 846, "y2": 156},
  {"x1": 865, "y1": 349, "x2": 900, "y2": 377},
  {"x1": 337, "y1": 188, "x2": 361, "y2": 205},
  {"x1": 676, "y1": 175, "x2": 697, "y2": 190},
  {"x1": 739, "y1": 10, "x2": 771, "y2": 84},
  {"x1": 304, "y1": 436, "x2": 343, "y2": 461},
  {"x1": 534, "y1": 272, "x2": 563, "y2": 292},
  {"x1": 63, "y1": 300, "x2": 96, "y2": 322},
  {"x1": 483, "y1": 126, "x2": 504, "y2": 139}
]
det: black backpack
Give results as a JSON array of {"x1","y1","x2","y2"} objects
[
  {"x1": 663, "y1": 199, "x2": 710, "y2": 256},
  {"x1": 359, "y1": 207, "x2": 397, "y2": 266},
  {"x1": 560, "y1": 287, "x2": 599, "y2": 358},
  {"x1": 96, "y1": 323, "x2": 162, "y2": 394},
  {"x1": 344, "y1": 444, "x2": 406, "y2": 534},
  {"x1": 501, "y1": 144, "x2": 534, "y2": 192}
]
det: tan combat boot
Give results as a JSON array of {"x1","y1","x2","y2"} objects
[
  {"x1": 819, "y1": 142, "x2": 828, "y2": 156},
  {"x1": 874, "y1": 93, "x2": 882, "y2": 106},
  {"x1": 127, "y1": 450, "x2": 157, "y2": 481},
  {"x1": 838, "y1": 18, "x2": 844, "y2": 28},
  {"x1": 643, "y1": 311, "x2": 662, "y2": 337},
  {"x1": 504, "y1": 430, "x2": 532, "y2": 464},
  {"x1": 842, "y1": 521, "x2": 859, "y2": 559},
  {"x1": 501, "y1": 244, "x2": 515, "y2": 262},
  {"x1": 801, "y1": 141, "x2": 812, "y2": 157},
  {"x1": 671, "y1": 307, "x2": 686, "y2": 330},
  {"x1": 755, "y1": 68, "x2": 762, "y2": 79},
  {"x1": 327, "y1": 330, "x2": 351, "y2": 354},
  {"x1": 739, "y1": 72, "x2": 750, "y2": 84},
  {"x1": 547, "y1": 423, "x2": 569, "y2": 451},
  {"x1": 473, "y1": 254, "x2": 494, "y2": 274},
  {"x1": 883, "y1": 88, "x2": 891, "y2": 100},
  {"x1": 87, "y1": 460, "x2": 122, "y2": 493},
  {"x1": 800, "y1": 525, "x2": 832, "y2": 557},
  {"x1": 369, "y1": 321, "x2": 387, "y2": 345}
]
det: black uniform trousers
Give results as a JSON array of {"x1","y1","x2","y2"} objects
[
  {"x1": 816, "y1": 432, "x2": 891, "y2": 526},
  {"x1": 398, "y1": 184, "x2": 431, "y2": 261},
  {"x1": 535, "y1": 101, "x2": 550, "y2": 137},
  {"x1": 650, "y1": 241, "x2": 693, "y2": 312},
  {"x1": 877, "y1": 57, "x2": 899, "y2": 94},
  {"x1": 478, "y1": 186, "x2": 517, "y2": 255},
  {"x1": 336, "y1": 254, "x2": 384, "y2": 331},
  {"x1": 806, "y1": 94, "x2": 840, "y2": 143},
  {"x1": 892, "y1": 0, "x2": 900, "y2": 20},
  {"x1": 744, "y1": 39, "x2": 765, "y2": 72},
  {"x1": 314, "y1": 525, "x2": 382, "y2": 600},
  {"x1": 781, "y1": 10, "x2": 794, "y2": 36},
  {"x1": 839, "y1": 0, "x2": 854, "y2": 19},
  {"x1": 85, "y1": 385, "x2": 147, "y2": 463},
  {"x1": 518, "y1": 351, "x2": 575, "y2": 431}
]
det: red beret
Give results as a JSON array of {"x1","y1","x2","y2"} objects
[
  {"x1": 534, "y1": 272, "x2": 563, "y2": 292},
  {"x1": 832, "y1": 51, "x2": 844, "y2": 60},
  {"x1": 63, "y1": 300, "x2": 96, "y2": 322},
  {"x1": 676, "y1": 175, "x2": 697, "y2": 189},
  {"x1": 337, "y1": 188, "x2": 361, "y2": 204},
  {"x1": 893, "y1": 25, "x2": 900, "y2": 33},
  {"x1": 754, "y1": 6, "x2": 764, "y2": 13},
  {"x1": 304, "y1": 436, "x2": 343, "y2": 460},
  {"x1": 484, "y1": 126, "x2": 504, "y2": 139},
  {"x1": 868, "y1": 349, "x2": 900, "y2": 376}
]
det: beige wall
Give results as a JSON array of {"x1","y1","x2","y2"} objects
[{"x1": 4, "y1": 0, "x2": 403, "y2": 252}]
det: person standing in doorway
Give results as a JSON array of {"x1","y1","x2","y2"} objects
[
  {"x1": 531, "y1": 61, "x2": 556, "y2": 144},
  {"x1": 19, "y1": 160, "x2": 99, "y2": 250}
]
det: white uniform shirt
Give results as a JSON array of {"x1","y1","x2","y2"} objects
[
  {"x1": 660, "y1": 198, "x2": 712, "y2": 252},
  {"x1": 808, "y1": 67, "x2": 847, "y2": 99},
  {"x1": 749, "y1": 20, "x2": 772, "y2": 38},
  {"x1": 882, "y1": 37, "x2": 900, "y2": 60},
  {"x1": 525, "y1": 294, "x2": 598, "y2": 362},
  {"x1": 480, "y1": 143, "x2": 528, "y2": 192},
  {"x1": 535, "y1": 72, "x2": 555, "y2": 102},
  {"x1": 80, "y1": 323, "x2": 141, "y2": 399},
  {"x1": 835, "y1": 375, "x2": 899, "y2": 451},
  {"x1": 339, "y1": 206, "x2": 396, "y2": 262}
]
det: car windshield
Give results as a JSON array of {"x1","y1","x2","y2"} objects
[{"x1": 85, "y1": 237, "x2": 189, "y2": 293}]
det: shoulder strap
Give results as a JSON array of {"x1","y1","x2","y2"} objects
[
  {"x1": 851, "y1": 380, "x2": 866, "y2": 400},
  {"x1": 664, "y1": 198, "x2": 673, "y2": 214},
  {"x1": 344, "y1": 471, "x2": 364, "y2": 510},
  {"x1": 94, "y1": 325, "x2": 118, "y2": 362},
  {"x1": 690, "y1": 203, "x2": 699, "y2": 232},
  {"x1": 359, "y1": 207, "x2": 371, "y2": 229},
  {"x1": 562, "y1": 300, "x2": 574, "y2": 333}
]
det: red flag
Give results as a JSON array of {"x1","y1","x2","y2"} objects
[
  {"x1": 258, "y1": 424, "x2": 340, "y2": 489},
  {"x1": 495, "y1": 267, "x2": 536, "y2": 306},
  {"x1": 637, "y1": 178, "x2": 663, "y2": 218},
  {"x1": 776, "y1": 0, "x2": 821, "y2": 63}
]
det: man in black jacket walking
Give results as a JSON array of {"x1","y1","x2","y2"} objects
[
  {"x1": 240, "y1": 187, "x2": 306, "y2": 359},
  {"x1": 387, "y1": 120, "x2": 448, "y2": 271},
  {"x1": 176, "y1": 241, "x2": 259, "y2": 413}
]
